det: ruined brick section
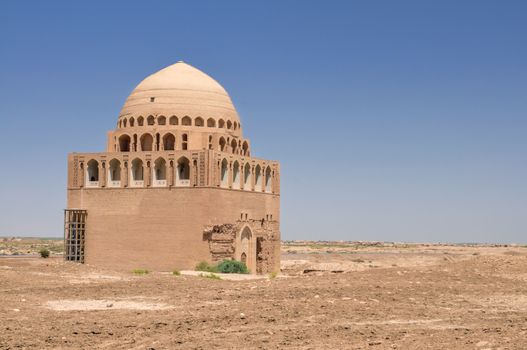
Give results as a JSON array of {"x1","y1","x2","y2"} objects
[
  {"x1": 251, "y1": 220, "x2": 280, "y2": 274},
  {"x1": 203, "y1": 221, "x2": 280, "y2": 274},
  {"x1": 203, "y1": 224, "x2": 237, "y2": 262}
]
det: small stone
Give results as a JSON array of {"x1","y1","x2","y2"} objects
[
  {"x1": 314, "y1": 295, "x2": 320, "y2": 299},
  {"x1": 106, "y1": 303, "x2": 113, "y2": 308},
  {"x1": 12, "y1": 309, "x2": 20, "y2": 312},
  {"x1": 239, "y1": 313, "x2": 246, "y2": 319},
  {"x1": 476, "y1": 341, "x2": 489, "y2": 347}
]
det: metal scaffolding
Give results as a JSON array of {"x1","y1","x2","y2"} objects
[{"x1": 64, "y1": 209, "x2": 87, "y2": 263}]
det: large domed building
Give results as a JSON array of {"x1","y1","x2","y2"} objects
[{"x1": 65, "y1": 62, "x2": 280, "y2": 273}]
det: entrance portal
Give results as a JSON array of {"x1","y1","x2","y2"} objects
[{"x1": 238, "y1": 226, "x2": 255, "y2": 273}]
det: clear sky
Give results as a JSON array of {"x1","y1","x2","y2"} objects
[{"x1": 0, "y1": 1, "x2": 525, "y2": 243}]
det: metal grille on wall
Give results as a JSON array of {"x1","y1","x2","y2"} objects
[{"x1": 64, "y1": 209, "x2": 87, "y2": 263}]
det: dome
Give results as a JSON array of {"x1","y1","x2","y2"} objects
[{"x1": 119, "y1": 61, "x2": 239, "y2": 122}]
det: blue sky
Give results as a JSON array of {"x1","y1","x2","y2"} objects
[{"x1": 0, "y1": 1, "x2": 525, "y2": 242}]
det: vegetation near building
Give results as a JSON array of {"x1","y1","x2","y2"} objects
[{"x1": 196, "y1": 259, "x2": 249, "y2": 274}]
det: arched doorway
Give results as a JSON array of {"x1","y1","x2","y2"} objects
[
  {"x1": 153, "y1": 158, "x2": 167, "y2": 186},
  {"x1": 118, "y1": 135, "x2": 131, "y2": 152},
  {"x1": 238, "y1": 226, "x2": 255, "y2": 273},
  {"x1": 232, "y1": 161, "x2": 241, "y2": 189},
  {"x1": 176, "y1": 157, "x2": 190, "y2": 186}
]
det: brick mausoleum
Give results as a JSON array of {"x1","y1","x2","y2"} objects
[{"x1": 65, "y1": 61, "x2": 280, "y2": 273}]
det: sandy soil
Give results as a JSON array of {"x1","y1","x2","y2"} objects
[{"x1": 1, "y1": 242, "x2": 527, "y2": 349}]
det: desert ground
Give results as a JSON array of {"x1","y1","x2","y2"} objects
[{"x1": 1, "y1": 239, "x2": 527, "y2": 349}]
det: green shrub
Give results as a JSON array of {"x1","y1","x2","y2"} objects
[
  {"x1": 216, "y1": 259, "x2": 249, "y2": 274},
  {"x1": 39, "y1": 248, "x2": 50, "y2": 258},
  {"x1": 172, "y1": 269, "x2": 181, "y2": 276},
  {"x1": 133, "y1": 269, "x2": 149, "y2": 275},
  {"x1": 268, "y1": 271, "x2": 278, "y2": 279},
  {"x1": 195, "y1": 261, "x2": 218, "y2": 273}
]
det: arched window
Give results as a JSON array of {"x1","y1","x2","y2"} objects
[
  {"x1": 195, "y1": 117, "x2": 204, "y2": 127},
  {"x1": 131, "y1": 158, "x2": 144, "y2": 184},
  {"x1": 232, "y1": 161, "x2": 241, "y2": 189},
  {"x1": 254, "y1": 165, "x2": 262, "y2": 191},
  {"x1": 207, "y1": 118, "x2": 216, "y2": 127},
  {"x1": 129, "y1": 117, "x2": 135, "y2": 127},
  {"x1": 133, "y1": 134, "x2": 138, "y2": 152},
  {"x1": 234, "y1": 122, "x2": 238, "y2": 130},
  {"x1": 231, "y1": 139, "x2": 238, "y2": 154},
  {"x1": 155, "y1": 133, "x2": 160, "y2": 151},
  {"x1": 208, "y1": 135, "x2": 213, "y2": 150},
  {"x1": 119, "y1": 135, "x2": 131, "y2": 152},
  {"x1": 157, "y1": 115, "x2": 166, "y2": 125},
  {"x1": 123, "y1": 118, "x2": 127, "y2": 128},
  {"x1": 163, "y1": 133, "x2": 175, "y2": 150},
  {"x1": 86, "y1": 160, "x2": 99, "y2": 184},
  {"x1": 140, "y1": 134, "x2": 153, "y2": 151},
  {"x1": 218, "y1": 119, "x2": 225, "y2": 128},
  {"x1": 182, "y1": 116, "x2": 191, "y2": 126},
  {"x1": 244, "y1": 163, "x2": 251, "y2": 190},
  {"x1": 137, "y1": 116, "x2": 144, "y2": 126},
  {"x1": 147, "y1": 115, "x2": 155, "y2": 125},
  {"x1": 265, "y1": 166, "x2": 272, "y2": 192},
  {"x1": 220, "y1": 159, "x2": 229, "y2": 188},
  {"x1": 153, "y1": 158, "x2": 167, "y2": 186},
  {"x1": 176, "y1": 157, "x2": 190, "y2": 185},
  {"x1": 182, "y1": 133, "x2": 188, "y2": 150},
  {"x1": 219, "y1": 137, "x2": 226, "y2": 152},
  {"x1": 227, "y1": 120, "x2": 232, "y2": 129},
  {"x1": 108, "y1": 159, "x2": 121, "y2": 185},
  {"x1": 169, "y1": 116, "x2": 178, "y2": 125},
  {"x1": 242, "y1": 141, "x2": 249, "y2": 156},
  {"x1": 119, "y1": 120, "x2": 122, "y2": 128}
]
